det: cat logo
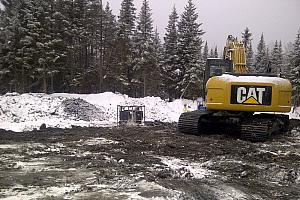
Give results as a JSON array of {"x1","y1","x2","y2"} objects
[
  {"x1": 231, "y1": 85, "x2": 272, "y2": 106},
  {"x1": 236, "y1": 87, "x2": 265, "y2": 104}
]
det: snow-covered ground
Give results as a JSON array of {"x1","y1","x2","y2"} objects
[{"x1": 0, "y1": 92, "x2": 299, "y2": 132}]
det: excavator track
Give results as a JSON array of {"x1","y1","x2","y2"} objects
[
  {"x1": 178, "y1": 110, "x2": 209, "y2": 135},
  {"x1": 178, "y1": 111, "x2": 289, "y2": 142},
  {"x1": 241, "y1": 114, "x2": 290, "y2": 142},
  {"x1": 241, "y1": 117, "x2": 272, "y2": 142}
]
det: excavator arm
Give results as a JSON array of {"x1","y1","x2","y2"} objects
[{"x1": 223, "y1": 35, "x2": 248, "y2": 74}]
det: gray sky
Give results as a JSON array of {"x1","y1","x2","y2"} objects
[{"x1": 104, "y1": 0, "x2": 300, "y2": 51}]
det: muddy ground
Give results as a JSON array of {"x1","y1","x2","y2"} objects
[{"x1": 0, "y1": 120, "x2": 300, "y2": 200}]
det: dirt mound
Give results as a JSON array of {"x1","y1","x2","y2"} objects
[{"x1": 61, "y1": 98, "x2": 105, "y2": 121}]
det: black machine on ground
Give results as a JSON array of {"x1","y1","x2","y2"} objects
[{"x1": 117, "y1": 105, "x2": 145, "y2": 125}]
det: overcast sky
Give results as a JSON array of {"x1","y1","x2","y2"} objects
[{"x1": 104, "y1": 0, "x2": 300, "y2": 51}]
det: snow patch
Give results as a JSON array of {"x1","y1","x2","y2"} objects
[
  {"x1": 82, "y1": 137, "x2": 119, "y2": 146},
  {"x1": 290, "y1": 106, "x2": 300, "y2": 119},
  {"x1": 159, "y1": 156, "x2": 213, "y2": 179},
  {"x1": 80, "y1": 179, "x2": 183, "y2": 200},
  {"x1": 13, "y1": 161, "x2": 47, "y2": 172},
  {"x1": 0, "y1": 144, "x2": 20, "y2": 149},
  {"x1": 0, "y1": 184, "x2": 81, "y2": 200},
  {"x1": 209, "y1": 185, "x2": 257, "y2": 200},
  {"x1": 218, "y1": 74, "x2": 290, "y2": 85}
]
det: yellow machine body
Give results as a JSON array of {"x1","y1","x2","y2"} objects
[
  {"x1": 178, "y1": 35, "x2": 292, "y2": 141},
  {"x1": 206, "y1": 74, "x2": 292, "y2": 113}
]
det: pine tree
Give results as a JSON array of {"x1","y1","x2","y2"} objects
[
  {"x1": 214, "y1": 46, "x2": 218, "y2": 58},
  {"x1": 56, "y1": 0, "x2": 88, "y2": 93},
  {"x1": 0, "y1": 0, "x2": 40, "y2": 93},
  {"x1": 242, "y1": 27, "x2": 254, "y2": 71},
  {"x1": 202, "y1": 41, "x2": 208, "y2": 62},
  {"x1": 270, "y1": 40, "x2": 283, "y2": 74},
  {"x1": 282, "y1": 42, "x2": 291, "y2": 77},
  {"x1": 0, "y1": 0, "x2": 16, "y2": 93},
  {"x1": 51, "y1": 0, "x2": 76, "y2": 93},
  {"x1": 134, "y1": 0, "x2": 157, "y2": 97},
  {"x1": 0, "y1": 0, "x2": 124, "y2": 94},
  {"x1": 177, "y1": 0, "x2": 204, "y2": 99},
  {"x1": 30, "y1": 0, "x2": 66, "y2": 93},
  {"x1": 117, "y1": 0, "x2": 136, "y2": 96},
  {"x1": 242, "y1": 27, "x2": 252, "y2": 51},
  {"x1": 209, "y1": 48, "x2": 214, "y2": 58},
  {"x1": 290, "y1": 29, "x2": 300, "y2": 105},
  {"x1": 162, "y1": 6, "x2": 179, "y2": 100},
  {"x1": 152, "y1": 28, "x2": 163, "y2": 96},
  {"x1": 82, "y1": 0, "x2": 103, "y2": 93},
  {"x1": 255, "y1": 34, "x2": 269, "y2": 73},
  {"x1": 247, "y1": 42, "x2": 254, "y2": 72},
  {"x1": 102, "y1": 2, "x2": 118, "y2": 92}
]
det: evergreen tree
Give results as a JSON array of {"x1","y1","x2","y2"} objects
[
  {"x1": 51, "y1": 0, "x2": 75, "y2": 93},
  {"x1": 214, "y1": 46, "x2": 218, "y2": 58},
  {"x1": 152, "y1": 28, "x2": 163, "y2": 96},
  {"x1": 0, "y1": 0, "x2": 33, "y2": 93},
  {"x1": 255, "y1": 34, "x2": 269, "y2": 73},
  {"x1": 57, "y1": 0, "x2": 88, "y2": 93},
  {"x1": 202, "y1": 41, "x2": 208, "y2": 62},
  {"x1": 282, "y1": 42, "x2": 293, "y2": 79},
  {"x1": 0, "y1": 0, "x2": 17, "y2": 92},
  {"x1": 102, "y1": 2, "x2": 118, "y2": 92},
  {"x1": 31, "y1": 0, "x2": 66, "y2": 93},
  {"x1": 242, "y1": 27, "x2": 252, "y2": 51},
  {"x1": 247, "y1": 42, "x2": 254, "y2": 72},
  {"x1": 134, "y1": 0, "x2": 157, "y2": 97},
  {"x1": 209, "y1": 48, "x2": 214, "y2": 58},
  {"x1": 177, "y1": 0, "x2": 204, "y2": 99},
  {"x1": 242, "y1": 27, "x2": 254, "y2": 71},
  {"x1": 0, "y1": 0, "x2": 123, "y2": 94},
  {"x1": 270, "y1": 40, "x2": 283, "y2": 74},
  {"x1": 82, "y1": 0, "x2": 103, "y2": 93},
  {"x1": 117, "y1": 0, "x2": 136, "y2": 96},
  {"x1": 290, "y1": 29, "x2": 300, "y2": 105},
  {"x1": 162, "y1": 6, "x2": 179, "y2": 100}
]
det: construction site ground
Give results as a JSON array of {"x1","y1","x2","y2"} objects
[{"x1": 0, "y1": 120, "x2": 299, "y2": 200}]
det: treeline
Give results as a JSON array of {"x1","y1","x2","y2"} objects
[{"x1": 0, "y1": 0, "x2": 299, "y2": 103}]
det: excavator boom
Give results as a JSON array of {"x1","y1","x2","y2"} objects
[{"x1": 223, "y1": 35, "x2": 248, "y2": 73}]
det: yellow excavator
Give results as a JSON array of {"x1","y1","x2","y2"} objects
[{"x1": 178, "y1": 35, "x2": 292, "y2": 141}]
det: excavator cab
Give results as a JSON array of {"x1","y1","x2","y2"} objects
[{"x1": 204, "y1": 58, "x2": 233, "y2": 86}]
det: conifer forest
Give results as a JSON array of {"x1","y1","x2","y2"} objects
[{"x1": 0, "y1": 0, "x2": 299, "y2": 104}]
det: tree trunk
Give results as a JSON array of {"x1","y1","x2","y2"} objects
[
  {"x1": 143, "y1": 73, "x2": 146, "y2": 97},
  {"x1": 43, "y1": 64, "x2": 47, "y2": 93},
  {"x1": 21, "y1": 65, "x2": 25, "y2": 93}
]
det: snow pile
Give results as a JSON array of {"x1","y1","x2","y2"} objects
[
  {"x1": 290, "y1": 106, "x2": 300, "y2": 119},
  {"x1": 0, "y1": 93, "x2": 65, "y2": 131},
  {"x1": 0, "y1": 93, "x2": 63, "y2": 122},
  {"x1": 0, "y1": 92, "x2": 187, "y2": 132},
  {"x1": 0, "y1": 92, "x2": 298, "y2": 132},
  {"x1": 54, "y1": 92, "x2": 188, "y2": 122}
]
